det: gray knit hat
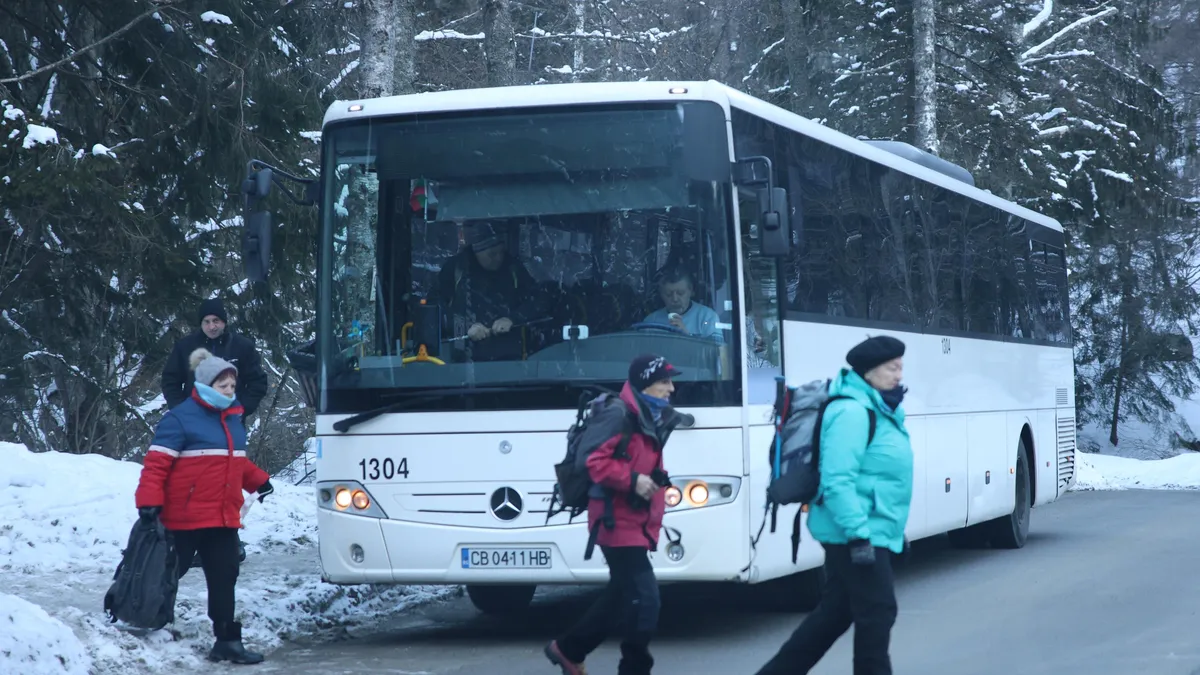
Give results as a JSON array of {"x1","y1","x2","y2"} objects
[{"x1": 189, "y1": 348, "x2": 238, "y2": 386}]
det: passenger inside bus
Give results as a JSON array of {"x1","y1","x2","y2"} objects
[
  {"x1": 641, "y1": 268, "x2": 724, "y2": 343},
  {"x1": 426, "y1": 221, "x2": 544, "y2": 362}
]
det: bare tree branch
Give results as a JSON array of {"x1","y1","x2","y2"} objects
[{"x1": 0, "y1": 0, "x2": 181, "y2": 84}]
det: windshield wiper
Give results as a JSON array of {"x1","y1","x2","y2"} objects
[
  {"x1": 332, "y1": 382, "x2": 601, "y2": 432},
  {"x1": 332, "y1": 392, "x2": 454, "y2": 432}
]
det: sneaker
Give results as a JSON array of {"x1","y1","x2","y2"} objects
[{"x1": 544, "y1": 640, "x2": 587, "y2": 675}]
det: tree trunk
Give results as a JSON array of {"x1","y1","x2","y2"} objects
[
  {"x1": 1109, "y1": 316, "x2": 1127, "y2": 447},
  {"x1": 483, "y1": 0, "x2": 516, "y2": 87},
  {"x1": 393, "y1": 0, "x2": 417, "y2": 95},
  {"x1": 572, "y1": 0, "x2": 586, "y2": 82},
  {"x1": 912, "y1": 0, "x2": 938, "y2": 154},
  {"x1": 347, "y1": 0, "x2": 396, "y2": 350},
  {"x1": 360, "y1": 0, "x2": 397, "y2": 99},
  {"x1": 780, "y1": 0, "x2": 811, "y2": 110}
]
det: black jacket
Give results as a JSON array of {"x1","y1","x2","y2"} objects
[
  {"x1": 160, "y1": 330, "x2": 269, "y2": 417},
  {"x1": 430, "y1": 249, "x2": 544, "y2": 361}
]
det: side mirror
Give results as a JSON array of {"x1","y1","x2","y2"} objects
[
  {"x1": 243, "y1": 167, "x2": 273, "y2": 199},
  {"x1": 243, "y1": 210, "x2": 272, "y2": 283},
  {"x1": 757, "y1": 186, "x2": 791, "y2": 257}
]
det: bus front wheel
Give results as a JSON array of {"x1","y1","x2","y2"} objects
[{"x1": 465, "y1": 584, "x2": 537, "y2": 615}]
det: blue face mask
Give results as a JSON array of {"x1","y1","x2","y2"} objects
[
  {"x1": 195, "y1": 381, "x2": 235, "y2": 410},
  {"x1": 637, "y1": 391, "x2": 670, "y2": 422}
]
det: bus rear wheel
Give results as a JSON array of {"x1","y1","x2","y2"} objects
[{"x1": 465, "y1": 584, "x2": 537, "y2": 615}]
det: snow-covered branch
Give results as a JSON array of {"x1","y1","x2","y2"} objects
[
  {"x1": 1021, "y1": 49, "x2": 1094, "y2": 66},
  {"x1": 1020, "y1": 6, "x2": 1118, "y2": 61},
  {"x1": 1022, "y1": 0, "x2": 1054, "y2": 41},
  {"x1": 415, "y1": 30, "x2": 484, "y2": 42},
  {"x1": 516, "y1": 25, "x2": 693, "y2": 47}
]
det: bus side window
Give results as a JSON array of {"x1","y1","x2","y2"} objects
[{"x1": 739, "y1": 189, "x2": 782, "y2": 405}]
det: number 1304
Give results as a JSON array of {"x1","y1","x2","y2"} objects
[{"x1": 359, "y1": 457, "x2": 409, "y2": 481}]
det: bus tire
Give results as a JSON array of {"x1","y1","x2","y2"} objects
[
  {"x1": 987, "y1": 438, "x2": 1032, "y2": 549},
  {"x1": 465, "y1": 584, "x2": 536, "y2": 615}
]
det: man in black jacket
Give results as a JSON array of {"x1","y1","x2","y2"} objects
[
  {"x1": 429, "y1": 222, "x2": 545, "y2": 363},
  {"x1": 161, "y1": 298, "x2": 269, "y2": 420}
]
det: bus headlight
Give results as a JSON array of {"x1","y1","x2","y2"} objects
[
  {"x1": 316, "y1": 480, "x2": 389, "y2": 519},
  {"x1": 664, "y1": 476, "x2": 740, "y2": 510}
]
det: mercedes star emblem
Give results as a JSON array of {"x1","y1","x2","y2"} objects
[{"x1": 489, "y1": 487, "x2": 523, "y2": 521}]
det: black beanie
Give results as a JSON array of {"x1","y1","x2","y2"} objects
[
  {"x1": 198, "y1": 298, "x2": 228, "y2": 325},
  {"x1": 628, "y1": 353, "x2": 682, "y2": 391},
  {"x1": 846, "y1": 335, "x2": 906, "y2": 376}
]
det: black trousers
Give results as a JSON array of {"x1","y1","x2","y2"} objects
[
  {"x1": 754, "y1": 543, "x2": 899, "y2": 675},
  {"x1": 556, "y1": 546, "x2": 661, "y2": 675},
  {"x1": 173, "y1": 527, "x2": 241, "y2": 633}
]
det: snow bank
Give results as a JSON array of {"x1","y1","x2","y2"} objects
[
  {"x1": 1074, "y1": 451, "x2": 1200, "y2": 491},
  {"x1": 0, "y1": 442, "x2": 314, "y2": 573},
  {"x1": 0, "y1": 592, "x2": 91, "y2": 675},
  {"x1": 0, "y1": 442, "x2": 455, "y2": 673}
]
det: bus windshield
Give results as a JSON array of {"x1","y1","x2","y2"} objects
[{"x1": 316, "y1": 101, "x2": 741, "y2": 414}]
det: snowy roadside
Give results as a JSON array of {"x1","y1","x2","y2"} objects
[
  {"x1": 0, "y1": 442, "x2": 457, "y2": 675},
  {"x1": 1072, "y1": 450, "x2": 1200, "y2": 491}
]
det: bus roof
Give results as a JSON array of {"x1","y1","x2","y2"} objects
[{"x1": 323, "y1": 80, "x2": 1063, "y2": 233}]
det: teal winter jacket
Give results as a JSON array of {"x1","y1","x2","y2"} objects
[{"x1": 805, "y1": 368, "x2": 914, "y2": 554}]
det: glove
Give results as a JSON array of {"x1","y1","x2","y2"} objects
[
  {"x1": 138, "y1": 506, "x2": 162, "y2": 523},
  {"x1": 848, "y1": 538, "x2": 876, "y2": 566},
  {"x1": 256, "y1": 479, "x2": 274, "y2": 503}
]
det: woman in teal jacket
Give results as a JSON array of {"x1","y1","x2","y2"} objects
[{"x1": 754, "y1": 335, "x2": 913, "y2": 675}]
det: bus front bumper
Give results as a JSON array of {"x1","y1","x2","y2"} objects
[{"x1": 316, "y1": 501, "x2": 750, "y2": 586}]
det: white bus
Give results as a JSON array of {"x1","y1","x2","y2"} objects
[{"x1": 242, "y1": 80, "x2": 1078, "y2": 614}]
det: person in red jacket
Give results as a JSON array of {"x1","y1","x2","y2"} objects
[
  {"x1": 545, "y1": 354, "x2": 686, "y2": 675},
  {"x1": 135, "y1": 348, "x2": 274, "y2": 665}
]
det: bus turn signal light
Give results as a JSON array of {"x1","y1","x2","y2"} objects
[
  {"x1": 665, "y1": 486, "x2": 682, "y2": 507},
  {"x1": 352, "y1": 490, "x2": 371, "y2": 510}
]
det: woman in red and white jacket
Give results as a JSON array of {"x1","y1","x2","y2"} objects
[{"x1": 135, "y1": 348, "x2": 274, "y2": 665}]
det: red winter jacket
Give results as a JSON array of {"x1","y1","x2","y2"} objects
[
  {"x1": 586, "y1": 382, "x2": 674, "y2": 550},
  {"x1": 135, "y1": 391, "x2": 269, "y2": 531}
]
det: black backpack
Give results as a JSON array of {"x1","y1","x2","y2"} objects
[
  {"x1": 547, "y1": 387, "x2": 634, "y2": 560},
  {"x1": 747, "y1": 377, "x2": 876, "y2": 567},
  {"x1": 103, "y1": 515, "x2": 180, "y2": 631}
]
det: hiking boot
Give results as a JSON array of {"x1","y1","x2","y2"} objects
[
  {"x1": 544, "y1": 640, "x2": 587, "y2": 675},
  {"x1": 208, "y1": 621, "x2": 264, "y2": 664}
]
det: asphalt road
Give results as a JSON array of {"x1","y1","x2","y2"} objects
[{"x1": 254, "y1": 490, "x2": 1200, "y2": 675}]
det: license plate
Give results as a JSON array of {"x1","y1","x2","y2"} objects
[{"x1": 460, "y1": 547, "x2": 552, "y2": 569}]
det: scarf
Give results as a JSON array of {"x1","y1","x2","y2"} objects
[
  {"x1": 637, "y1": 391, "x2": 670, "y2": 423},
  {"x1": 195, "y1": 381, "x2": 235, "y2": 410},
  {"x1": 880, "y1": 384, "x2": 908, "y2": 412}
]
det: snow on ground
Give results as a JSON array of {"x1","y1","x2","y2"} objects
[
  {"x1": 1073, "y1": 451, "x2": 1200, "y2": 491},
  {"x1": 0, "y1": 442, "x2": 456, "y2": 674},
  {"x1": 0, "y1": 592, "x2": 91, "y2": 675}
]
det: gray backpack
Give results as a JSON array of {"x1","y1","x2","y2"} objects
[
  {"x1": 103, "y1": 516, "x2": 180, "y2": 631},
  {"x1": 748, "y1": 378, "x2": 876, "y2": 566}
]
